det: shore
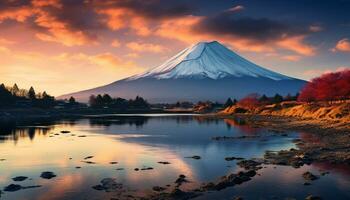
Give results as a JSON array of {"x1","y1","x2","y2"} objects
[{"x1": 214, "y1": 113, "x2": 350, "y2": 166}]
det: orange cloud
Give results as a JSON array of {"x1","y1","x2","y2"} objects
[
  {"x1": 282, "y1": 55, "x2": 301, "y2": 61},
  {"x1": 111, "y1": 39, "x2": 121, "y2": 47},
  {"x1": 96, "y1": 8, "x2": 128, "y2": 30},
  {"x1": 96, "y1": 8, "x2": 151, "y2": 36},
  {"x1": 126, "y1": 53, "x2": 140, "y2": 58},
  {"x1": 0, "y1": 6, "x2": 33, "y2": 23},
  {"x1": 0, "y1": 3, "x2": 97, "y2": 47},
  {"x1": 0, "y1": 45, "x2": 10, "y2": 53},
  {"x1": 332, "y1": 38, "x2": 350, "y2": 52},
  {"x1": 34, "y1": 9, "x2": 97, "y2": 46},
  {"x1": 31, "y1": 0, "x2": 62, "y2": 8},
  {"x1": 0, "y1": 38, "x2": 16, "y2": 45},
  {"x1": 276, "y1": 36, "x2": 316, "y2": 56},
  {"x1": 303, "y1": 67, "x2": 349, "y2": 77},
  {"x1": 126, "y1": 42, "x2": 167, "y2": 53}
]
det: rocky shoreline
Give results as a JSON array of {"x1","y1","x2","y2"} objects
[{"x1": 216, "y1": 114, "x2": 350, "y2": 166}]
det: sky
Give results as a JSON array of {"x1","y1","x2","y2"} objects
[{"x1": 0, "y1": 0, "x2": 349, "y2": 96}]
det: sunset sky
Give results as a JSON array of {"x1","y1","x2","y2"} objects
[{"x1": 0, "y1": 0, "x2": 349, "y2": 96}]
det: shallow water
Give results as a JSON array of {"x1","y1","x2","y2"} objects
[{"x1": 0, "y1": 114, "x2": 349, "y2": 200}]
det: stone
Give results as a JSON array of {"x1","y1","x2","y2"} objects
[
  {"x1": 40, "y1": 171, "x2": 57, "y2": 179},
  {"x1": 12, "y1": 176, "x2": 28, "y2": 182},
  {"x1": 4, "y1": 184, "x2": 21, "y2": 192},
  {"x1": 302, "y1": 172, "x2": 318, "y2": 181}
]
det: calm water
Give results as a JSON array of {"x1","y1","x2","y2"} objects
[{"x1": 0, "y1": 114, "x2": 349, "y2": 200}]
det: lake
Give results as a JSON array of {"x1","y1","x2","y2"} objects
[{"x1": 0, "y1": 114, "x2": 349, "y2": 200}]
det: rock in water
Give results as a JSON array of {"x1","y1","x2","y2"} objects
[
  {"x1": 12, "y1": 176, "x2": 28, "y2": 182},
  {"x1": 40, "y1": 172, "x2": 57, "y2": 179},
  {"x1": 4, "y1": 184, "x2": 22, "y2": 192}
]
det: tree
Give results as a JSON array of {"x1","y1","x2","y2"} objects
[
  {"x1": 69, "y1": 96, "x2": 76, "y2": 104},
  {"x1": 224, "y1": 98, "x2": 234, "y2": 108},
  {"x1": 28, "y1": 86, "x2": 36, "y2": 100},
  {"x1": 95, "y1": 94, "x2": 104, "y2": 107},
  {"x1": 259, "y1": 94, "x2": 269, "y2": 103},
  {"x1": 0, "y1": 83, "x2": 13, "y2": 106},
  {"x1": 11, "y1": 83, "x2": 19, "y2": 96},
  {"x1": 89, "y1": 95, "x2": 97, "y2": 107},
  {"x1": 233, "y1": 99, "x2": 238, "y2": 105},
  {"x1": 298, "y1": 69, "x2": 350, "y2": 102},
  {"x1": 39, "y1": 91, "x2": 55, "y2": 108},
  {"x1": 102, "y1": 94, "x2": 112, "y2": 105},
  {"x1": 273, "y1": 93, "x2": 283, "y2": 103},
  {"x1": 238, "y1": 93, "x2": 260, "y2": 110}
]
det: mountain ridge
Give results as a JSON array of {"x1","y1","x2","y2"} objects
[{"x1": 128, "y1": 41, "x2": 293, "y2": 81}]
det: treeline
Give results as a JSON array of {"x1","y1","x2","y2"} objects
[
  {"x1": 223, "y1": 93, "x2": 299, "y2": 109},
  {"x1": 89, "y1": 94, "x2": 150, "y2": 109},
  {"x1": 298, "y1": 69, "x2": 350, "y2": 102},
  {"x1": 0, "y1": 83, "x2": 55, "y2": 108}
]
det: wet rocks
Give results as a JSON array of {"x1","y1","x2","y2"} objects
[
  {"x1": 212, "y1": 135, "x2": 259, "y2": 141},
  {"x1": 40, "y1": 171, "x2": 56, "y2": 179},
  {"x1": 141, "y1": 167, "x2": 154, "y2": 171},
  {"x1": 92, "y1": 178, "x2": 123, "y2": 192},
  {"x1": 302, "y1": 172, "x2": 318, "y2": 181},
  {"x1": 237, "y1": 160, "x2": 262, "y2": 170},
  {"x1": 12, "y1": 176, "x2": 28, "y2": 182},
  {"x1": 185, "y1": 156, "x2": 201, "y2": 160},
  {"x1": 168, "y1": 188, "x2": 199, "y2": 199},
  {"x1": 225, "y1": 157, "x2": 244, "y2": 161},
  {"x1": 110, "y1": 162, "x2": 118, "y2": 164},
  {"x1": 4, "y1": 184, "x2": 21, "y2": 192},
  {"x1": 84, "y1": 156, "x2": 94, "y2": 160},
  {"x1": 3, "y1": 184, "x2": 41, "y2": 192},
  {"x1": 201, "y1": 170, "x2": 257, "y2": 191},
  {"x1": 175, "y1": 174, "x2": 189, "y2": 187},
  {"x1": 116, "y1": 168, "x2": 124, "y2": 171},
  {"x1": 158, "y1": 161, "x2": 171, "y2": 165},
  {"x1": 134, "y1": 168, "x2": 139, "y2": 171},
  {"x1": 264, "y1": 150, "x2": 312, "y2": 168},
  {"x1": 81, "y1": 161, "x2": 96, "y2": 164},
  {"x1": 152, "y1": 186, "x2": 166, "y2": 192},
  {"x1": 60, "y1": 130, "x2": 70, "y2": 134}
]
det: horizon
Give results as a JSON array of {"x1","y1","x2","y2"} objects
[{"x1": 0, "y1": 0, "x2": 349, "y2": 96}]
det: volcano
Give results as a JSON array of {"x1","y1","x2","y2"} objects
[{"x1": 59, "y1": 41, "x2": 306, "y2": 103}]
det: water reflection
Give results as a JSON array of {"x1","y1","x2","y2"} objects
[{"x1": 0, "y1": 115, "x2": 349, "y2": 200}]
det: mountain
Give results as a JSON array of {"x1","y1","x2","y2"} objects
[{"x1": 59, "y1": 41, "x2": 306, "y2": 103}]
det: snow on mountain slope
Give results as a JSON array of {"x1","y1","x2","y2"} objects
[
  {"x1": 58, "y1": 41, "x2": 306, "y2": 103},
  {"x1": 129, "y1": 41, "x2": 292, "y2": 80}
]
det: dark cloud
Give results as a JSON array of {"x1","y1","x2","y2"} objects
[
  {"x1": 0, "y1": 0, "x2": 31, "y2": 8},
  {"x1": 92, "y1": 0, "x2": 195, "y2": 19},
  {"x1": 195, "y1": 12, "x2": 311, "y2": 42}
]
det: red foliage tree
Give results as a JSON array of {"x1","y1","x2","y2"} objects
[
  {"x1": 298, "y1": 69, "x2": 350, "y2": 102},
  {"x1": 238, "y1": 93, "x2": 260, "y2": 109}
]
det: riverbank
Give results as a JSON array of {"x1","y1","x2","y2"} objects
[{"x1": 213, "y1": 112, "x2": 350, "y2": 167}]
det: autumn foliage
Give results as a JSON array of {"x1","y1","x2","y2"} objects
[
  {"x1": 238, "y1": 93, "x2": 260, "y2": 109},
  {"x1": 298, "y1": 69, "x2": 350, "y2": 102}
]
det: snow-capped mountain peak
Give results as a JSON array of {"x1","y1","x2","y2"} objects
[{"x1": 128, "y1": 41, "x2": 292, "y2": 80}]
